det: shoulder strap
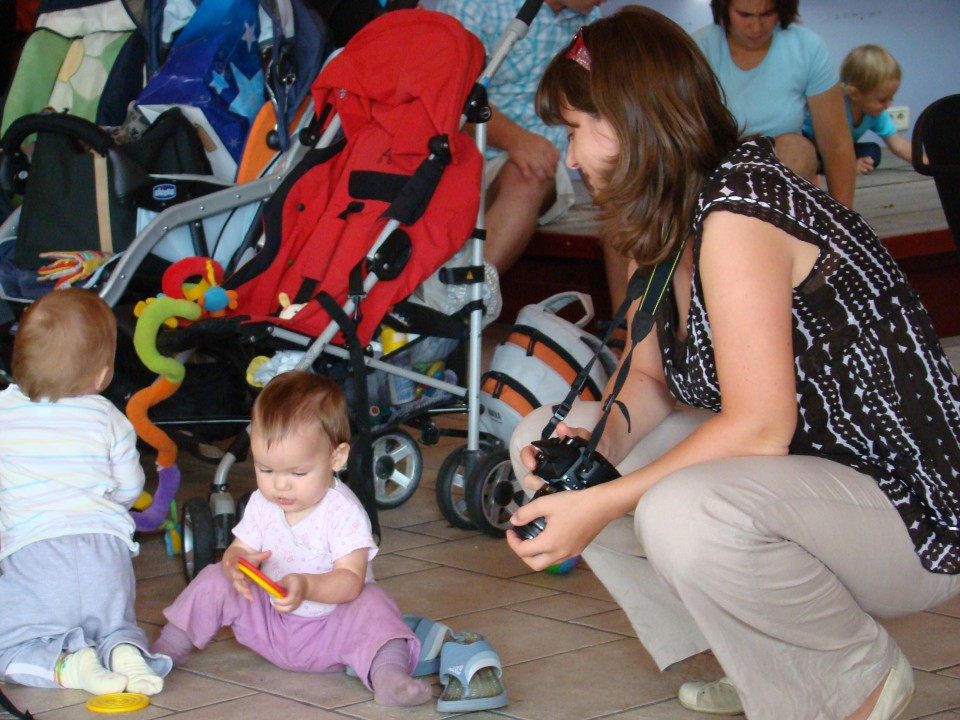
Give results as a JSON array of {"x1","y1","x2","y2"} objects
[{"x1": 541, "y1": 245, "x2": 685, "y2": 453}]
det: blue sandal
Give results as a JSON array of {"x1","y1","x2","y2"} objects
[
  {"x1": 436, "y1": 633, "x2": 508, "y2": 713},
  {"x1": 404, "y1": 613, "x2": 451, "y2": 677},
  {"x1": 346, "y1": 613, "x2": 450, "y2": 679}
]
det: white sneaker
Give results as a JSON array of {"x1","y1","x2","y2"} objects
[
  {"x1": 867, "y1": 647, "x2": 914, "y2": 720},
  {"x1": 677, "y1": 675, "x2": 744, "y2": 715},
  {"x1": 675, "y1": 648, "x2": 914, "y2": 719}
]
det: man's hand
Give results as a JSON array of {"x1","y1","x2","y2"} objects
[{"x1": 505, "y1": 129, "x2": 561, "y2": 183}]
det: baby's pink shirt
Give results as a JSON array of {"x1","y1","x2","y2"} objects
[{"x1": 231, "y1": 479, "x2": 377, "y2": 617}]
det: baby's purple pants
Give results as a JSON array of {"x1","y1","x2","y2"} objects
[{"x1": 160, "y1": 564, "x2": 419, "y2": 689}]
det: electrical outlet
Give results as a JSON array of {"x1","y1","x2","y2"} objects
[{"x1": 888, "y1": 106, "x2": 910, "y2": 131}]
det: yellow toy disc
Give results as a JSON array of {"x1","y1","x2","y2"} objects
[{"x1": 85, "y1": 693, "x2": 151, "y2": 713}]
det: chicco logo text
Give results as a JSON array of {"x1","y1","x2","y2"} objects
[{"x1": 153, "y1": 183, "x2": 177, "y2": 201}]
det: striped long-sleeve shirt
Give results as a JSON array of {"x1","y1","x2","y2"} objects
[{"x1": 0, "y1": 384, "x2": 144, "y2": 560}]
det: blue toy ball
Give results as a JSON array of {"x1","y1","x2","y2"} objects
[
  {"x1": 204, "y1": 286, "x2": 230, "y2": 313},
  {"x1": 545, "y1": 555, "x2": 581, "y2": 575}
]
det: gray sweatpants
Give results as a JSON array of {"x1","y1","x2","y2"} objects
[
  {"x1": 0, "y1": 534, "x2": 172, "y2": 687},
  {"x1": 510, "y1": 403, "x2": 960, "y2": 720}
]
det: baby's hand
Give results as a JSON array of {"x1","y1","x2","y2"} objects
[
  {"x1": 222, "y1": 550, "x2": 271, "y2": 601},
  {"x1": 856, "y1": 156, "x2": 876, "y2": 175},
  {"x1": 271, "y1": 574, "x2": 306, "y2": 613}
]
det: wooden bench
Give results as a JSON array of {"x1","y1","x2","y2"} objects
[{"x1": 497, "y1": 164, "x2": 959, "y2": 337}]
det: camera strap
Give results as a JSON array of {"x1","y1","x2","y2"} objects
[{"x1": 541, "y1": 242, "x2": 685, "y2": 457}]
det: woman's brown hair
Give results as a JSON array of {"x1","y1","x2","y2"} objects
[
  {"x1": 710, "y1": 0, "x2": 798, "y2": 32},
  {"x1": 13, "y1": 288, "x2": 116, "y2": 401},
  {"x1": 537, "y1": 6, "x2": 740, "y2": 269},
  {"x1": 252, "y1": 370, "x2": 350, "y2": 450}
]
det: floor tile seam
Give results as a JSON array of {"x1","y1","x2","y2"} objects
[
  {"x1": 562, "y1": 618, "x2": 639, "y2": 639},
  {"x1": 146, "y1": 680, "x2": 259, "y2": 712},
  {"x1": 573, "y1": 696, "x2": 682, "y2": 720},
  {"x1": 381, "y1": 524, "x2": 483, "y2": 539},
  {"x1": 380, "y1": 546, "x2": 448, "y2": 564},
  {"x1": 504, "y1": 607, "x2": 627, "y2": 627},
  {"x1": 505, "y1": 574, "x2": 617, "y2": 599},
  {"x1": 378, "y1": 522, "x2": 478, "y2": 539},
  {"x1": 496, "y1": 635, "x2": 630, "y2": 670},
  {"x1": 920, "y1": 607, "x2": 960, "y2": 622},
  {"x1": 158, "y1": 672, "x2": 374, "y2": 715},
  {"x1": 374, "y1": 558, "x2": 444, "y2": 576},
  {"x1": 487, "y1": 657, "x2": 683, "y2": 720},
  {"x1": 167, "y1": 666, "x2": 272, "y2": 695},
  {"x1": 927, "y1": 663, "x2": 960, "y2": 675},
  {"x1": 496, "y1": 604, "x2": 635, "y2": 635},
  {"x1": 382, "y1": 555, "x2": 555, "y2": 582},
  {"x1": 133, "y1": 570, "x2": 185, "y2": 580}
]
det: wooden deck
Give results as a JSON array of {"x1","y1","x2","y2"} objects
[{"x1": 499, "y1": 153, "x2": 958, "y2": 337}]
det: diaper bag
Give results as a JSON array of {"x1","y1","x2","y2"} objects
[{"x1": 479, "y1": 291, "x2": 618, "y2": 446}]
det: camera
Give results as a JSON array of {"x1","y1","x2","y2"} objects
[{"x1": 514, "y1": 436, "x2": 620, "y2": 540}]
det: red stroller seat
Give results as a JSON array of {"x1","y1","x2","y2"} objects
[{"x1": 223, "y1": 9, "x2": 485, "y2": 346}]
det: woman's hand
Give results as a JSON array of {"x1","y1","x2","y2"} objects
[
  {"x1": 510, "y1": 422, "x2": 607, "y2": 570},
  {"x1": 517, "y1": 421, "x2": 591, "y2": 478},
  {"x1": 506, "y1": 483, "x2": 611, "y2": 571}
]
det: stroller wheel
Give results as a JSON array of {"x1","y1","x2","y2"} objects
[
  {"x1": 372, "y1": 430, "x2": 423, "y2": 509},
  {"x1": 436, "y1": 444, "x2": 494, "y2": 530},
  {"x1": 466, "y1": 449, "x2": 526, "y2": 538},
  {"x1": 181, "y1": 497, "x2": 216, "y2": 581}
]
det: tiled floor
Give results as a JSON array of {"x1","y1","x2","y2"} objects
[
  {"x1": 2, "y1": 158, "x2": 959, "y2": 718},
  {"x1": 2, "y1": 331, "x2": 960, "y2": 720}
]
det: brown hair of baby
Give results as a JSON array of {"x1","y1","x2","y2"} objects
[
  {"x1": 13, "y1": 288, "x2": 116, "y2": 402},
  {"x1": 252, "y1": 370, "x2": 351, "y2": 450}
]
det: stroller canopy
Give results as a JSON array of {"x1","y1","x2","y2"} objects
[{"x1": 225, "y1": 9, "x2": 486, "y2": 345}]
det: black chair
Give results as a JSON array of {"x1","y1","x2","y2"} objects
[{"x1": 912, "y1": 94, "x2": 960, "y2": 251}]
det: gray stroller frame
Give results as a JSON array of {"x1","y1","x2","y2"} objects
[
  {"x1": 172, "y1": 1, "x2": 550, "y2": 575},
  {"x1": 0, "y1": 2, "x2": 547, "y2": 580},
  {"x1": 176, "y1": 0, "x2": 543, "y2": 577}
]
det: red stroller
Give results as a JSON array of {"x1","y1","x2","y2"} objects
[{"x1": 127, "y1": 8, "x2": 491, "y2": 577}]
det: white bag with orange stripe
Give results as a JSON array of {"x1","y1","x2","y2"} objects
[{"x1": 479, "y1": 292, "x2": 619, "y2": 446}]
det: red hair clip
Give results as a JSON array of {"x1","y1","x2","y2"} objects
[{"x1": 566, "y1": 28, "x2": 591, "y2": 72}]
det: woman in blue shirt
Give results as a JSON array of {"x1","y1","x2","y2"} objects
[{"x1": 694, "y1": 0, "x2": 856, "y2": 207}]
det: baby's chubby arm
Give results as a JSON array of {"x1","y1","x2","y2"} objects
[
  {"x1": 884, "y1": 132, "x2": 916, "y2": 165},
  {"x1": 272, "y1": 548, "x2": 369, "y2": 614},
  {"x1": 108, "y1": 418, "x2": 147, "y2": 509}
]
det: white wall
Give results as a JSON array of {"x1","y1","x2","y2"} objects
[{"x1": 605, "y1": 0, "x2": 960, "y2": 138}]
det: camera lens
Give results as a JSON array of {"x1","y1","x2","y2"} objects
[{"x1": 513, "y1": 483, "x2": 557, "y2": 540}]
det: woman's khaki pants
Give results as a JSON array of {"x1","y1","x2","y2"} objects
[{"x1": 510, "y1": 403, "x2": 960, "y2": 719}]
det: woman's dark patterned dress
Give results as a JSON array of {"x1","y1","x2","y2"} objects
[{"x1": 656, "y1": 137, "x2": 960, "y2": 573}]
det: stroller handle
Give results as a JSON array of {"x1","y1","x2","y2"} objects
[
  {"x1": 484, "y1": 0, "x2": 546, "y2": 90},
  {"x1": 517, "y1": 0, "x2": 545, "y2": 26},
  {"x1": 2, "y1": 112, "x2": 114, "y2": 159}
]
